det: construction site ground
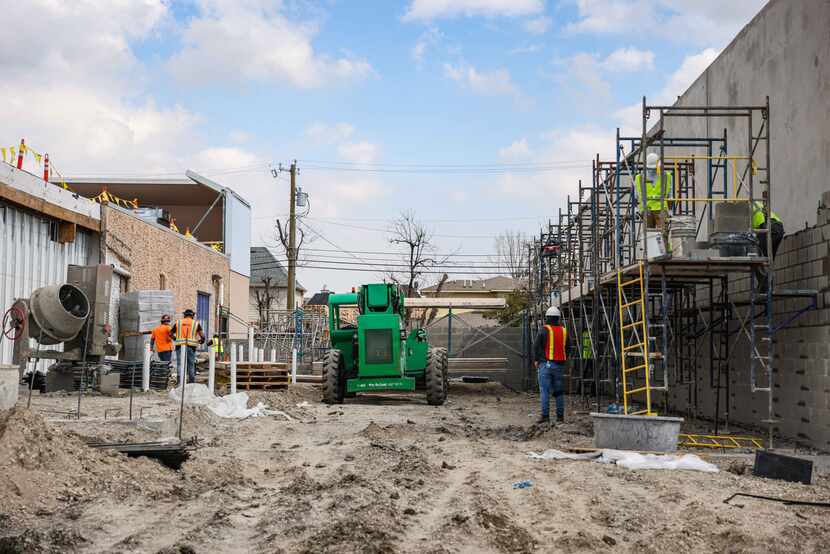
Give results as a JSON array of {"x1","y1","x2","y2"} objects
[{"x1": 2, "y1": 382, "x2": 830, "y2": 553}]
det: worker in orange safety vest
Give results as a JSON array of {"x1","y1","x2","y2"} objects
[
  {"x1": 169, "y1": 309, "x2": 205, "y2": 384},
  {"x1": 532, "y1": 306, "x2": 568, "y2": 424}
]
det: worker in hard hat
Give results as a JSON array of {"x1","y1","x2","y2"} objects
[
  {"x1": 532, "y1": 306, "x2": 568, "y2": 424},
  {"x1": 636, "y1": 152, "x2": 674, "y2": 232},
  {"x1": 753, "y1": 190, "x2": 784, "y2": 291},
  {"x1": 169, "y1": 309, "x2": 205, "y2": 384},
  {"x1": 150, "y1": 314, "x2": 174, "y2": 365}
]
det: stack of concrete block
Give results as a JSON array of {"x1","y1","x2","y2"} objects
[{"x1": 119, "y1": 290, "x2": 175, "y2": 361}]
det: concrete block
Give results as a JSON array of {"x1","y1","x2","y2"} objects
[
  {"x1": 712, "y1": 202, "x2": 751, "y2": 234},
  {"x1": 591, "y1": 413, "x2": 683, "y2": 453},
  {"x1": 0, "y1": 365, "x2": 19, "y2": 410}
]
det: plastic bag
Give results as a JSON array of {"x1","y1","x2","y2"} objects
[{"x1": 168, "y1": 383, "x2": 268, "y2": 419}]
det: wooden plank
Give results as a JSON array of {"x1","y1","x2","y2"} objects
[{"x1": 0, "y1": 182, "x2": 100, "y2": 231}]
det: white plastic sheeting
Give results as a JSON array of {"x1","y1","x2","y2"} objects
[
  {"x1": 528, "y1": 448, "x2": 718, "y2": 473},
  {"x1": 169, "y1": 383, "x2": 292, "y2": 420},
  {"x1": 0, "y1": 203, "x2": 93, "y2": 368}
]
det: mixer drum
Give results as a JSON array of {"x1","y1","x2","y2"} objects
[{"x1": 27, "y1": 284, "x2": 90, "y2": 345}]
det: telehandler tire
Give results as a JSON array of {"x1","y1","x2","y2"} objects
[
  {"x1": 322, "y1": 349, "x2": 345, "y2": 404},
  {"x1": 425, "y1": 347, "x2": 448, "y2": 406}
]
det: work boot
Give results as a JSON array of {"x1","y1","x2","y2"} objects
[
  {"x1": 555, "y1": 415, "x2": 565, "y2": 424},
  {"x1": 536, "y1": 415, "x2": 550, "y2": 424}
]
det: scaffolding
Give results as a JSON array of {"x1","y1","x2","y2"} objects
[
  {"x1": 256, "y1": 309, "x2": 328, "y2": 362},
  {"x1": 528, "y1": 97, "x2": 817, "y2": 448}
]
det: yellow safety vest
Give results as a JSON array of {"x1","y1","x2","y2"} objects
[
  {"x1": 581, "y1": 330, "x2": 593, "y2": 360},
  {"x1": 636, "y1": 172, "x2": 673, "y2": 212},
  {"x1": 752, "y1": 201, "x2": 782, "y2": 229},
  {"x1": 174, "y1": 318, "x2": 201, "y2": 347}
]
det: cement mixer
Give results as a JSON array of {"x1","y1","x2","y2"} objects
[{"x1": 5, "y1": 265, "x2": 121, "y2": 391}]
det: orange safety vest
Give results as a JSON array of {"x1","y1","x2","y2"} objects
[
  {"x1": 544, "y1": 325, "x2": 567, "y2": 362},
  {"x1": 175, "y1": 318, "x2": 201, "y2": 348}
]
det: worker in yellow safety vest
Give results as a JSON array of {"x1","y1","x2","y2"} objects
[
  {"x1": 635, "y1": 152, "x2": 674, "y2": 231},
  {"x1": 752, "y1": 191, "x2": 784, "y2": 291},
  {"x1": 581, "y1": 328, "x2": 595, "y2": 396},
  {"x1": 209, "y1": 333, "x2": 224, "y2": 361},
  {"x1": 169, "y1": 309, "x2": 205, "y2": 384},
  {"x1": 532, "y1": 306, "x2": 567, "y2": 424}
]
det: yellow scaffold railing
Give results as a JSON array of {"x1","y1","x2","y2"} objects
[{"x1": 617, "y1": 262, "x2": 656, "y2": 416}]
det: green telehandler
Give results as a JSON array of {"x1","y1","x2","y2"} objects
[{"x1": 321, "y1": 283, "x2": 448, "y2": 405}]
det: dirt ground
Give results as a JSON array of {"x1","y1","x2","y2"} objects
[{"x1": 2, "y1": 382, "x2": 830, "y2": 554}]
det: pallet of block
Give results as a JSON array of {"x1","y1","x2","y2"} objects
[{"x1": 215, "y1": 361, "x2": 290, "y2": 390}]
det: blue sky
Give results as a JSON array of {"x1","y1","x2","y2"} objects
[{"x1": 2, "y1": 0, "x2": 767, "y2": 295}]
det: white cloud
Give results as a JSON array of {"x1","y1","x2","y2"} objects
[
  {"x1": 614, "y1": 47, "x2": 720, "y2": 134},
  {"x1": 337, "y1": 141, "x2": 379, "y2": 165},
  {"x1": 565, "y1": 53, "x2": 610, "y2": 99},
  {"x1": 661, "y1": 47, "x2": 718, "y2": 99},
  {"x1": 524, "y1": 16, "x2": 552, "y2": 34},
  {"x1": 168, "y1": 1, "x2": 373, "y2": 88},
  {"x1": 412, "y1": 27, "x2": 442, "y2": 66},
  {"x1": 491, "y1": 126, "x2": 611, "y2": 201},
  {"x1": 194, "y1": 147, "x2": 259, "y2": 171},
  {"x1": 0, "y1": 1, "x2": 211, "y2": 177},
  {"x1": 444, "y1": 62, "x2": 529, "y2": 106},
  {"x1": 305, "y1": 122, "x2": 356, "y2": 145},
  {"x1": 566, "y1": 0, "x2": 766, "y2": 46},
  {"x1": 602, "y1": 47, "x2": 655, "y2": 72},
  {"x1": 499, "y1": 138, "x2": 532, "y2": 161},
  {"x1": 403, "y1": 0, "x2": 544, "y2": 21},
  {"x1": 229, "y1": 130, "x2": 251, "y2": 144}
]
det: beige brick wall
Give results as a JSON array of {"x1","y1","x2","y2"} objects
[{"x1": 103, "y1": 205, "x2": 231, "y2": 334}]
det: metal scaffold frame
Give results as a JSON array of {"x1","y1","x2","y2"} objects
[{"x1": 527, "y1": 97, "x2": 817, "y2": 448}]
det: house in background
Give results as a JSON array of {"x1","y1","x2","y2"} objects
[
  {"x1": 420, "y1": 276, "x2": 516, "y2": 318},
  {"x1": 249, "y1": 247, "x2": 306, "y2": 327},
  {"x1": 303, "y1": 287, "x2": 332, "y2": 317}
]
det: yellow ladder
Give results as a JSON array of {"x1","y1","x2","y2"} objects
[
  {"x1": 617, "y1": 263, "x2": 655, "y2": 415},
  {"x1": 678, "y1": 434, "x2": 764, "y2": 449}
]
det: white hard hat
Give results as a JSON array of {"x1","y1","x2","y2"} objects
[
  {"x1": 545, "y1": 306, "x2": 561, "y2": 318},
  {"x1": 646, "y1": 152, "x2": 659, "y2": 169}
]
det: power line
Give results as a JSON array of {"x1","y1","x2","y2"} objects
[
  {"x1": 253, "y1": 259, "x2": 511, "y2": 270},
  {"x1": 299, "y1": 247, "x2": 502, "y2": 257},
  {"x1": 305, "y1": 218, "x2": 500, "y2": 239},
  {"x1": 251, "y1": 263, "x2": 506, "y2": 275}
]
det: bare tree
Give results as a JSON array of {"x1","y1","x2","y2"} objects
[
  {"x1": 254, "y1": 276, "x2": 277, "y2": 329},
  {"x1": 387, "y1": 210, "x2": 439, "y2": 297},
  {"x1": 494, "y1": 230, "x2": 529, "y2": 284}
]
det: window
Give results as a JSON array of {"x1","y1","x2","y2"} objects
[
  {"x1": 364, "y1": 329, "x2": 393, "y2": 364},
  {"x1": 159, "y1": 273, "x2": 167, "y2": 290}
]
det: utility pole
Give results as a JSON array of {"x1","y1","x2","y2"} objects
[{"x1": 287, "y1": 160, "x2": 298, "y2": 312}]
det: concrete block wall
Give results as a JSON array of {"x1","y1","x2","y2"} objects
[{"x1": 666, "y1": 197, "x2": 830, "y2": 450}]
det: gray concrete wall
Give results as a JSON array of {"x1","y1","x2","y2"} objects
[
  {"x1": 645, "y1": 0, "x2": 830, "y2": 450},
  {"x1": 663, "y1": 195, "x2": 830, "y2": 450},
  {"x1": 661, "y1": 0, "x2": 830, "y2": 233}
]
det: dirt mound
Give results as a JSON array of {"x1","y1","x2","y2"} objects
[{"x1": 0, "y1": 408, "x2": 177, "y2": 539}]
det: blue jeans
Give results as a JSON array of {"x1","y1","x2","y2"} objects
[
  {"x1": 538, "y1": 361, "x2": 565, "y2": 419},
  {"x1": 186, "y1": 347, "x2": 197, "y2": 383},
  {"x1": 157, "y1": 350, "x2": 172, "y2": 363}
]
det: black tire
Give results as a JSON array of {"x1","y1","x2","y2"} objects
[
  {"x1": 322, "y1": 349, "x2": 345, "y2": 404},
  {"x1": 425, "y1": 347, "x2": 448, "y2": 406}
]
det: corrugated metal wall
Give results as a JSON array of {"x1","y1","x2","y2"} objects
[{"x1": 0, "y1": 204, "x2": 94, "y2": 366}]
